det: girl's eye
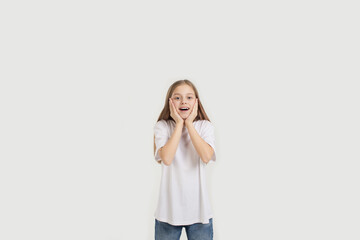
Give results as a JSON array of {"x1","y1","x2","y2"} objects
[{"x1": 172, "y1": 96, "x2": 193, "y2": 100}]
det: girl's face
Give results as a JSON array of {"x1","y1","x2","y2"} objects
[{"x1": 171, "y1": 84, "x2": 197, "y2": 120}]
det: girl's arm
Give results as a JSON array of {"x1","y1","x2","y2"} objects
[
  {"x1": 185, "y1": 121, "x2": 214, "y2": 164},
  {"x1": 159, "y1": 122, "x2": 184, "y2": 166}
]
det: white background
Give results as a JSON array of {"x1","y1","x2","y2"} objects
[{"x1": 0, "y1": 0, "x2": 359, "y2": 239}]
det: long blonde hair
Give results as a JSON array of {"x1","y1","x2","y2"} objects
[{"x1": 153, "y1": 80, "x2": 211, "y2": 161}]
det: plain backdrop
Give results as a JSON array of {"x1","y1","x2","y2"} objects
[{"x1": 0, "y1": 0, "x2": 359, "y2": 239}]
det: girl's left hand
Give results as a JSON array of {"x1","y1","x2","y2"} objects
[{"x1": 185, "y1": 98, "x2": 198, "y2": 125}]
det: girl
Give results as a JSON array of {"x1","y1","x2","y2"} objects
[{"x1": 153, "y1": 79, "x2": 217, "y2": 240}]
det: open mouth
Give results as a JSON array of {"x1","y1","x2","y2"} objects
[{"x1": 179, "y1": 107, "x2": 190, "y2": 112}]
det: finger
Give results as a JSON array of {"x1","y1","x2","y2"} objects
[
  {"x1": 169, "y1": 99, "x2": 174, "y2": 114},
  {"x1": 170, "y1": 99, "x2": 174, "y2": 108},
  {"x1": 170, "y1": 100, "x2": 176, "y2": 113},
  {"x1": 194, "y1": 99, "x2": 198, "y2": 115}
]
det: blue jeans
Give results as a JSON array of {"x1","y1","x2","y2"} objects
[{"x1": 155, "y1": 218, "x2": 213, "y2": 240}]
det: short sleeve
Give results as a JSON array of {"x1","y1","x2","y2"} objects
[
  {"x1": 154, "y1": 120, "x2": 169, "y2": 163},
  {"x1": 200, "y1": 120, "x2": 217, "y2": 162}
]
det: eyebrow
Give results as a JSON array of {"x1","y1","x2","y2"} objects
[{"x1": 173, "y1": 93, "x2": 194, "y2": 96}]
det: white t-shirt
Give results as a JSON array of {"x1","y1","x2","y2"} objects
[{"x1": 153, "y1": 119, "x2": 217, "y2": 226}]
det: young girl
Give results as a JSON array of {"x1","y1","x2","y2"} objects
[{"x1": 153, "y1": 79, "x2": 216, "y2": 240}]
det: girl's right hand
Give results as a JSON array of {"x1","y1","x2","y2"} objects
[{"x1": 169, "y1": 98, "x2": 184, "y2": 125}]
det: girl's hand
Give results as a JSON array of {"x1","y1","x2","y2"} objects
[
  {"x1": 169, "y1": 98, "x2": 184, "y2": 125},
  {"x1": 185, "y1": 98, "x2": 198, "y2": 125}
]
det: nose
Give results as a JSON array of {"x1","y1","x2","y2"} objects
[{"x1": 181, "y1": 99, "x2": 188, "y2": 104}]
